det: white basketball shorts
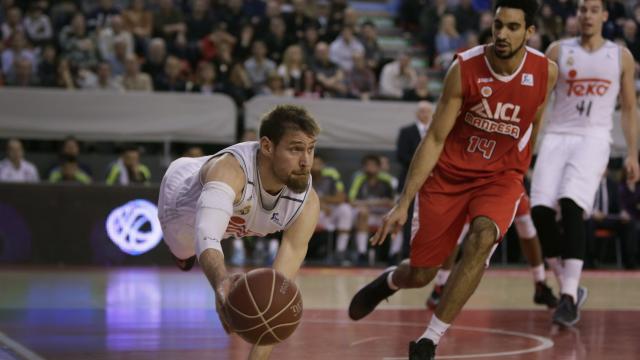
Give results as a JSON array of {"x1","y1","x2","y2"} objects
[{"x1": 530, "y1": 133, "x2": 610, "y2": 215}]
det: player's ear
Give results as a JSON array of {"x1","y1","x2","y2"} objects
[
  {"x1": 525, "y1": 25, "x2": 536, "y2": 41},
  {"x1": 260, "y1": 136, "x2": 274, "y2": 156}
]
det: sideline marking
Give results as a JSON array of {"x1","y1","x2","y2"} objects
[{"x1": 0, "y1": 332, "x2": 46, "y2": 360}]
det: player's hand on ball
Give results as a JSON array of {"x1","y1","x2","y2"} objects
[
  {"x1": 370, "y1": 204, "x2": 408, "y2": 246},
  {"x1": 215, "y1": 273, "x2": 243, "y2": 334}
]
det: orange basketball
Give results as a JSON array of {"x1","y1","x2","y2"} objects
[{"x1": 226, "y1": 268, "x2": 303, "y2": 345}]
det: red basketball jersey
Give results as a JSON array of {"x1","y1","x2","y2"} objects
[{"x1": 436, "y1": 45, "x2": 549, "y2": 180}]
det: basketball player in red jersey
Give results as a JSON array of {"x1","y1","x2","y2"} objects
[{"x1": 348, "y1": 1, "x2": 558, "y2": 358}]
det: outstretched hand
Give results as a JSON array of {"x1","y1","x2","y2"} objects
[
  {"x1": 369, "y1": 204, "x2": 408, "y2": 246},
  {"x1": 215, "y1": 273, "x2": 243, "y2": 334}
]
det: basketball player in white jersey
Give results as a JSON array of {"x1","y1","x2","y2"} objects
[
  {"x1": 530, "y1": 0, "x2": 639, "y2": 327},
  {"x1": 158, "y1": 105, "x2": 320, "y2": 359}
]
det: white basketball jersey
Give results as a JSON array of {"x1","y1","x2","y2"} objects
[
  {"x1": 171, "y1": 141, "x2": 310, "y2": 239},
  {"x1": 545, "y1": 38, "x2": 621, "y2": 140}
]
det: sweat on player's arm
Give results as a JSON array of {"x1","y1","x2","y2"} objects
[{"x1": 370, "y1": 60, "x2": 464, "y2": 246}]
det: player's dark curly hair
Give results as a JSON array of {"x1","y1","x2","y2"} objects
[
  {"x1": 494, "y1": 0, "x2": 540, "y2": 28},
  {"x1": 259, "y1": 104, "x2": 320, "y2": 145}
]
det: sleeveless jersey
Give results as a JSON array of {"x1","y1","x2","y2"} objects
[
  {"x1": 173, "y1": 142, "x2": 311, "y2": 239},
  {"x1": 436, "y1": 45, "x2": 549, "y2": 179},
  {"x1": 544, "y1": 38, "x2": 621, "y2": 140}
]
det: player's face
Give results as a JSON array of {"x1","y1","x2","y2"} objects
[
  {"x1": 270, "y1": 130, "x2": 316, "y2": 193},
  {"x1": 492, "y1": 7, "x2": 534, "y2": 59},
  {"x1": 577, "y1": 0, "x2": 608, "y2": 37}
]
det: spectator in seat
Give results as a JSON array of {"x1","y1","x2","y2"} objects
[
  {"x1": 142, "y1": 37, "x2": 166, "y2": 84},
  {"x1": 349, "y1": 154, "x2": 395, "y2": 264},
  {"x1": 346, "y1": 50, "x2": 375, "y2": 101},
  {"x1": 122, "y1": 0, "x2": 153, "y2": 48},
  {"x1": 58, "y1": 13, "x2": 98, "y2": 70},
  {"x1": 329, "y1": 26, "x2": 364, "y2": 72},
  {"x1": 1, "y1": 6, "x2": 23, "y2": 42},
  {"x1": 2, "y1": 31, "x2": 36, "y2": 81},
  {"x1": 358, "y1": 20, "x2": 382, "y2": 72},
  {"x1": 312, "y1": 154, "x2": 353, "y2": 264},
  {"x1": 5, "y1": 57, "x2": 38, "y2": 87},
  {"x1": 403, "y1": 73, "x2": 437, "y2": 102},
  {"x1": 38, "y1": 45, "x2": 59, "y2": 87},
  {"x1": 311, "y1": 41, "x2": 346, "y2": 97},
  {"x1": 106, "y1": 145, "x2": 151, "y2": 185},
  {"x1": 86, "y1": 0, "x2": 121, "y2": 32},
  {"x1": 155, "y1": 55, "x2": 186, "y2": 92},
  {"x1": 0, "y1": 138, "x2": 39, "y2": 183},
  {"x1": 190, "y1": 61, "x2": 219, "y2": 94},
  {"x1": 118, "y1": 54, "x2": 152, "y2": 91},
  {"x1": 379, "y1": 51, "x2": 416, "y2": 99},
  {"x1": 23, "y1": 3, "x2": 53, "y2": 46},
  {"x1": 97, "y1": 14, "x2": 133, "y2": 61},
  {"x1": 49, "y1": 155, "x2": 92, "y2": 184},
  {"x1": 79, "y1": 61, "x2": 123, "y2": 91},
  {"x1": 277, "y1": 44, "x2": 305, "y2": 93},
  {"x1": 244, "y1": 39, "x2": 276, "y2": 94},
  {"x1": 295, "y1": 68, "x2": 322, "y2": 99}
]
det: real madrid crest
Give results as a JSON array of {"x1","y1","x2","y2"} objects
[
  {"x1": 567, "y1": 57, "x2": 574, "y2": 66},
  {"x1": 240, "y1": 205, "x2": 251, "y2": 215},
  {"x1": 481, "y1": 86, "x2": 492, "y2": 98}
]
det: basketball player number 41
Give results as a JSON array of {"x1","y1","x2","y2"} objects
[{"x1": 467, "y1": 136, "x2": 496, "y2": 159}]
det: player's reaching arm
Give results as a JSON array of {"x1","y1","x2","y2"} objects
[
  {"x1": 248, "y1": 190, "x2": 319, "y2": 360},
  {"x1": 530, "y1": 59, "x2": 558, "y2": 148},
  {"x1": 370, "y1": 60, "x2": 463, "y2": 246},
  {"x1": 196, "y1": 154, "x2": 246, "y2": 333},
  {"x1": 274, "y1": 189, "x2": 320, "y2": 279},
  {"x1": 619, "y1": 46, "x2": 640, "y2": 184}
]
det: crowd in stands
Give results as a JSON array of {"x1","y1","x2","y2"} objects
[
  {"x1": 0, "y1": 137, "x2": 151, "y2": 185},
  {"x1": 3, "y1": 0, "x2": 639, "y2": 104}
]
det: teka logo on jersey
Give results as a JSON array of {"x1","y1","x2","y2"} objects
[
  {"x1": 566, "y1": 69, "x2": 611, "y2": 97},
  {"x1": 106, "y1": 199, "x2": 162, "y2": 256},
  {"x1": 464, "y1": 99, "x2": 521, "y2": 139}
]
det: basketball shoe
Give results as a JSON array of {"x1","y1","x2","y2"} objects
[
  {"x1": 534, "y1": 281, "x2": 558, "y2": 308},
  {"x1": 426, "y1": 285, "x2": 444, "y2": 310},
  {"x1": 553, "y1": 286, "x2": 588, "y2": 326},
  {"x1": 409, "y1": 338, "x2": 436, "y2": 360},
  {"x1": 349, "y1": 267, "x2": 397, "y2": 320}
]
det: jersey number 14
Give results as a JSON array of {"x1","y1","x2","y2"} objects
[{"x1": 467, "y1": 136, "x2": 496, "y2": 159}]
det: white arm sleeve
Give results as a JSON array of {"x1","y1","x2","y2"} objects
[{"x1": 195, "y1": 181, "x2": 236, "y2": 259}]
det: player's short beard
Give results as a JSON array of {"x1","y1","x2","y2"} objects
[
  {"x1": 494, "y1": 37, "x2": 526, "y2": 59},
  {"x1": 286, "y1": 173, "x2": 309, "y2": 193}
]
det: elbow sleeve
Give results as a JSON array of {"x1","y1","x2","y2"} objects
[{"x1": 195, "y1": 181, "x2": 236, "y2": 260}]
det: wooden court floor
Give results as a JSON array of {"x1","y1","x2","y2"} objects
[{"x1": 0, "y1": 266, "x2": 639, "y2": 359}]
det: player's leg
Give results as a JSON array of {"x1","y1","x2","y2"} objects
[
  {"x1": 333, "y1": 203, "x2": 354, "y2": 263},
  {"x1": 349, "y1": 189, "x2": 467, "y2": 321},
  {"x1": 411, "y1": 176, "x2": 523, "y2": 357},
  {"x1": 530, "y1": 133, "x2": 571, "y2": 288},
  {"x1": 515, "y1": 214, "x2": 558, "y2": 308},
  {"x1": 426, "y1": 223, "x2": 468, "y2": 309},
  {"x1": 158, "y1": 159, "x2": 198, "y2": 270},
  {"x1": 552, "y1": 136, "x2": 609, "y2": 326},
  {"x1": 354, "y1": 205, "x2": 371, "y2": 263}
]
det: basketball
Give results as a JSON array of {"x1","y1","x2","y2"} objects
[{"x1": 226, "y1": 268, "x2": 303, "y2": 345}]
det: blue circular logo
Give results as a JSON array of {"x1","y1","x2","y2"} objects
[{"x1": 106, "y1": 199, "x2": 162, "y2": 256}]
